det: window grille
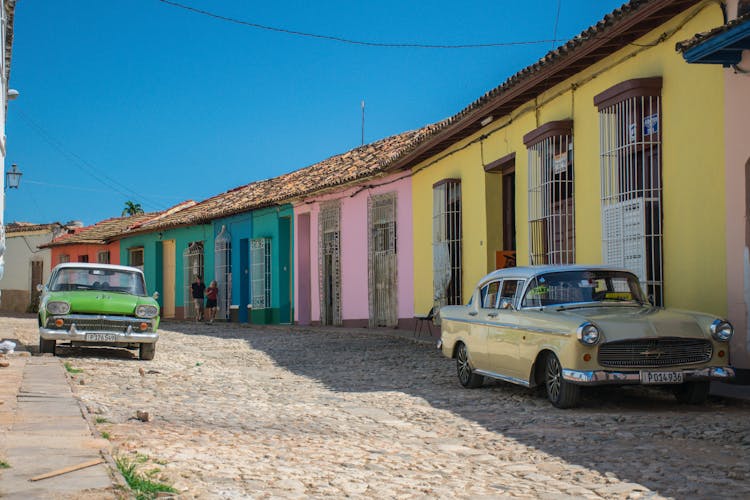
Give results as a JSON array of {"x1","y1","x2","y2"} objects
[
  {"x1": 77, "y1": 255, "x2": 89, "y2": 263},
  {"x1": 214, "y1": 225, "x2": 232, "y2": 320},
  {"x1": 250, "y1": 238, "x2": 271, "y2": 310},
  {"x1": 97, "y1": 251, "x2": 110, "y2": 264},
  {"x1": 596, "y1": 78, "x2": 663, "y2": 305},
  {"x1": 129, "y1": 248, "x2": 144, "y2": 269},
  {"x1": 59, "y1": 254, "x2": 70, "y2": 264},
  {"x1": 525, "y1": 121, "x2": 575, "y2": 265},
  {"x1": 433, "y1": 180, "x2": 462, "y2": 306},
  {"x1": 319, "y1": 201, "x2": 342, "y2": 325},
  {"x1": 182, "y1": 241, "x2": 204, "y2": 320},
  {"x1": 368, "y1": 193, "x2": 398, "y2": 327}
]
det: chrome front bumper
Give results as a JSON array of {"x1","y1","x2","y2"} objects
[
  {"x1": 562, "y1": 366, "x2": 735, "y2": 385},
  {"x1": 40, "y1": 314, "x2": 158, "y2": 344}
]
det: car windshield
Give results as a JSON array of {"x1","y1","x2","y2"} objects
[
  {"x1": 50, "y1": 267, "x2": 147, "y2": 296},
  {"x1": 521, "y1": 270, "x2": 646, "y2": 308}
]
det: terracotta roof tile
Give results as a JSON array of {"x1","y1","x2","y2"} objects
[
  {"x1": 5, "y1": 222, "x2": 62, "y2": 235},
  {"x1": 41, "y1": 213, "x2": 157, "y2": 247},
  {"x1": 116, "y1": 123, "x2": 444, "y2": 236},
  {"x1": 675, "y1": 11, "x2": 750, "y2": 52}
]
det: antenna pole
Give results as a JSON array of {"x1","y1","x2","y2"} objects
[{"x1": 361, "y1": 100, "x2": 365, "y2": 146}]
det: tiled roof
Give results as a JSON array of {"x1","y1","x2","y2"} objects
[
  {"x1": 380, "y1": 0, "x2": 702, "y2": 171},
  {"x1": 5, "y1": 222, "x2": 62, "y2": 235},
  {"x1": 675, "y1": 11, "x2": 750, "y2": 52},
  {"x1": 115, "y1": 124, "x2": 444, "y2": 237},
  {"x1": 41, "y1": 213, "x2": 158, "y2": 247}
]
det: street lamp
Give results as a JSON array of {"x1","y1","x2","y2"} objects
[{"x1": 5, "y1": 163, "x2": 22, "y2": 190}]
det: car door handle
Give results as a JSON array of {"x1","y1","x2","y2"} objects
[
  {"x1": 487, "y1": 312, "x2": 498, "y2": 318},
  {"x1": 469, "y1": 311, "x2": 478, "y2": 316}
]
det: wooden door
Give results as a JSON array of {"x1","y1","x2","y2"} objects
[{"x1": 162, "y1": 240, "x2": 176, "y2": 318}]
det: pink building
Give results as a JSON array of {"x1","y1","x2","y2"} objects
[
  {"x1": 294, "y1": 172, "x2": 414, "y2": 328},
  {"x1": 678, "y1": 0, "x2": 750, "y2": 378}
]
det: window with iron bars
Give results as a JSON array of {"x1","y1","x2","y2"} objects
[
  {"x1": 97, "y1": 251, "x2": 110, "y2": 264},
  {"x1": 595, "y1": 77, "x2": 663, "y2": 306},
  {"x1": 250, "y1": 238, "x2": 272, "y2": 310},
  {"x1": 524, "y1": 120, "x2": 575, "y2": 265},
  {"x1": 433, "y1": 179, "x2": 462, "y2": 306}
]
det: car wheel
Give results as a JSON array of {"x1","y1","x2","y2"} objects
[
  {"x1": 139, "y1": 343, "x2": 156, "y2": 361},
  {"x1": 673, "y1": 381, "x2": 710, "y2": 404},
  {"x1": 544, "y1": 353, "x2": 580, "y2": 408},
  {"x1": 456, "y1": 342, "x2": 483, "y2": 388},
  {"x1": 39, "y1": 338, "x2": 56, "y2": 355}
]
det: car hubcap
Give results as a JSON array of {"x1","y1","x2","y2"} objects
[
  {"x1": 546, "y1": 356, "x2": 561, "y2": 401},
  {"x1": 457, "y1": 345, "x2": 470, "y2": 383}
]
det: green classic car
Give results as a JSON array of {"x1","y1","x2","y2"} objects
[
  {"x1": 438, "y1": 265, "x2": 735, "y2": 408},
  {"x1": 38, "y1": 263, "x2": 160, "y2": 360}
]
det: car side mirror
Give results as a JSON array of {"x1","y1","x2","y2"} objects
[
  {"x1": 499, "y1": 298, "x2": 515, "y2": 310},
  {"x1": 36, "y1": 284, "x2": 46, "y2": 293},
  {"x1": 153, "y1": 291, "x2": 160, "y2": 300}
]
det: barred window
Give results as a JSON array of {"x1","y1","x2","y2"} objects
[
  {"x1": 59, "y1": 254, "x2": 70, "y2": 264},
  {"x1": 523, "y1": 120, "x2": 575, "y2": 265},
  {"x1": 250, "y1": 238, "x2": 272, "y2": 310},
  {"x1": 97, "y1": 251, "x2": 110, "y2": 264},
  {"x1": 433, "y1": 179, "x2": 462, "y2": 306},
  {"x1": 595, "y1": 77, "x2": 663, "y2": 305}
]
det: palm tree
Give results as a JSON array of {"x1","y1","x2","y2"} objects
[{"x1": 122, "y1": 201, "x2": 144, "y2": 216}]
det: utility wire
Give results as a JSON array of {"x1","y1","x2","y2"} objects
[
  {"x1": 15, "y1": 109, "x2": 167, "y2": 211},
  {"x1": 156, "y1": 0, "x2": 564, "y2": 49},
  {"x1": 552, "y1": 0, "x2": 562, "y2": 50}
]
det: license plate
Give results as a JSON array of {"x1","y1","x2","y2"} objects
[
  {"x1": 85, "y1": 333, "x2": 118, "y2": 342},
  {"x1": 640, "y1": 371, "x2": 684, "y2": 384}
]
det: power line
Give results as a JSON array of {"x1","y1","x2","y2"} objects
[
  {"x1": 156, "y1": 0, "x2": 564, "y2": 49},
  {"x1": 15, "y1": 109, "x2": 167, "y2": 211}
]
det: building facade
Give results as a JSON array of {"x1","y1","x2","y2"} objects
[
  {"x1": 0, "y1": 222, "x2": 62, "y2": 312},
  {"x1": 677, "y1": 0, "x2": 750, "y2": 374},
  {"x1": 293, "y1": 172, "x2": 414, "y2": 328},
  {"x1": 384, "y1": 1, "x2": 728, "y2": 329}
]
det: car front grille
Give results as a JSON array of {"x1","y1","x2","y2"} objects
[
  {"x1": 598, "y1": 338, "x2": 713, "y2": 368},
  {"x1": 46, "y1": 317, "x2": 154, "y2": 333}
]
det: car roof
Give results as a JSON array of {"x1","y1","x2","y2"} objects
[
  {"x1": 480, "y1": 264, "x2": 633, "y2": 283},
  {"x1": 52, "y1": 262, "x2": 144, "y2": 274}
]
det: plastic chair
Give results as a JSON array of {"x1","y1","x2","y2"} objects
[{"x1": 413, "y1": 307, "x2": 435, "y2": 338}]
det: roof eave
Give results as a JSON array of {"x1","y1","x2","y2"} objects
[
  {"x1": 681, "y1": 19, "x2": 750, "y2": 65},
  {"x1": 384, "y1": 0, "x2": 702, "y2": 172}
]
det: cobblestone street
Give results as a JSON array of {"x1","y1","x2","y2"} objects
[{"x1": 4, "y1": 315, "x2": 750, "y2": 499}]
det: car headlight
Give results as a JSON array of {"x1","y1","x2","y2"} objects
[
  {"x1": 576, "y1": 322, "x2": 601, "y2": 345},
  {"x1": 135, "y1": 305, "x2": 159, "y2": 319},
  {"x1": 46, "y1": 301, "x2": 70, "y2": 315},
  {"x1": 710, "y1": 319, "x2": 734, "y2": 342}
]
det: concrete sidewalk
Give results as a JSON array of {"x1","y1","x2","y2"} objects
[{"x1": 0, "y1": 350, "x2": 118, "y2": 499}]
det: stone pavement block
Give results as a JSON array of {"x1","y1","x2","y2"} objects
[{"x1": 0, "y1": 355, "x2": 117, "y2": 499}]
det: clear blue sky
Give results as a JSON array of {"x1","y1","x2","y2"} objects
[{"x1": 5, "y1": 0, "x2": 625, "y2": 225}]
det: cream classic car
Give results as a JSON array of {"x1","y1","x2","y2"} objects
[{"x1": 438, "y1": 265, "x2": 735, "y2": 408}]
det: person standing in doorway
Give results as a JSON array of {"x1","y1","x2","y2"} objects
[
  {"x1": 191, "y1": 275, "x2": 206, "y2": 321},
  {"x1": 205, "y1": 280, "x2": 219, "y2": 324}
]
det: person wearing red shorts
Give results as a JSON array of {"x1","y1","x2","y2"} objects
[{"x1": 205, "y1": 280, "x2": 219, "y2": 323}]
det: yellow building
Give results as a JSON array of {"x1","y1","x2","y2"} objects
[{"x1": 385, "y1": 1, "x2": 727, "y2": 324}]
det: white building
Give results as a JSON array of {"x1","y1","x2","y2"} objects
[
  {"x1": 0, "y1": 222, "x2": 64, "y2": 312},
  {"x1": 0, "y1": 1, "x2": 18, "y2": 290}
]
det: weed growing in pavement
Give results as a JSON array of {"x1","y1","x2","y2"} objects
[
  {"x1": 95, "y1": 417, "x2": 109, "y2": 424},
  {"x1": 0, "y1": 459, "x2": 10, "y2": 469},
  {"x1": 63, "y1": 362, "x2": 83, "y2": 374},
  {"x1": 101, "y1": 431, "x2": 110, "y2": 440},
  {"x1": 115, "y1": 455, "x2": 176, "y2": 500}
]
